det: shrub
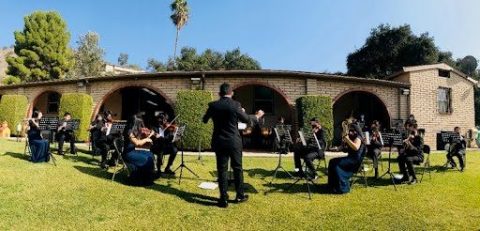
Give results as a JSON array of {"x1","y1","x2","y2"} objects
[
  {"x1": 175, "y1": 90, "x2": 213, "y2": 150},
  {"x1": 2, "y1": 76, "x2": 22, "y2": 85},
  {"x1": 59, "y1": 93, "x2": 93, "y2": 141},
  {"x1": 296, "y1": 95, "x2": 333, "y2": 145},
  {"x1": 0, "y1": 95, "x2": 28, "y2": 136}
]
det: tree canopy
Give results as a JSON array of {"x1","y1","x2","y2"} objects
[
  {"x1": 72, "y1": 32, "x2": 105, "y2": 78},
  {"x1": 147, "y1": 47, "x2": 261, "y2": 72},
  {"x1": 347, "y1": 24, "x2": 441, "y2": 78},
  {"x1": 6, "y1": 11, "x2": 74, "y2": 82}
]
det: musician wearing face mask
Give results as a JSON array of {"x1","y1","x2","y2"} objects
[
  {"x1": 89, "y1": 114, "x2": 109, "y2": 169},
  {"x1": 151, "y1": 114, "x2": 177, "y2": 176},
  {"x1": 293, "y1": 118, "x2": 326, "y2": 179},
  {"x1": 57, "y1": 112, "x2": 76, "y2": 155},
  {"x1": 446, "y1": 126, "x2": 466, "y2": 171},
  {"x1": 366, "y1": 123, "x2": 383, "y2": 178},
  {"x1": 397, "y1": 124, "x2": 423, "y2": 184}
]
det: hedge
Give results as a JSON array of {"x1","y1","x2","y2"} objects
[
  {"x1": 175, "y1": 90, "x2": 213, "y2": 150},
  {"x1": 59, "y1": 93, "x2": 93, "y2": 141},
  {"x1": 296, "y1": 95, "x2": 333, "y2": 145},
  {"x1": 0, "y1": 95, "x2": 28, "y2": 136}
]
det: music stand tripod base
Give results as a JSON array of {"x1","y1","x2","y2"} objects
[
  {"x1": 378, "y1": 142, "x2": 397, "y2": 191},
  {"x1": 172, "y1": 126, "x2": 199, "y2": 184},
  {"x1": 269, "y1": 152, "x2": 293, "y2": 184}
]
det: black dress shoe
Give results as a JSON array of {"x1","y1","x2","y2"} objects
[
  {"x1": 218, "y1": 199, "x2": 228, "y2": 208},
  {"x1": 408, "y1": 179, "x2": 417, "y2": 185},
  {"x1": 234, "y1": 194, "x2": 249, "y2": 203},
  {"x1": 164, "y1": 168, "x2": 175, "y2": 175}
]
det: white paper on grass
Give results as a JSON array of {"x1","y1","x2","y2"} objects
[{"x1": 198, "y1": 182, "x2": 218, "y2": 190}]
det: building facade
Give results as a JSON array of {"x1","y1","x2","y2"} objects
[{"x1": 0, "y1": 64, "x2": 476, "y2": 149}]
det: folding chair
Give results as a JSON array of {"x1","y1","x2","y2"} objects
[
  {"x1": 350, "y1": 156, "x2": 369, "y2": 188},
  {"x1": 111, "y1": 138, "x2": 130, "y2": 181},
  {"x1": 419, "y1": 145, "x2": 432, "y2": 183},
  {"x1": 24, "y1": 136, "x2": 32, "y2": 156}
]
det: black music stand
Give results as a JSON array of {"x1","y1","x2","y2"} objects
[
  {"x1": 269, "y1": 125, "x2": 293, "y2": 184},
  {"x1": 173, "y1": 125, "x2": 199, "y2": 184},
  {"x1": 377, "y1": 136, "x2": 400, "y2": 191}
]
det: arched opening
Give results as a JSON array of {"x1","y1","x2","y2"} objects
[
  {"x1": 333, "y1": 91, "x2": 390, "y2": 146},
  {"x1": 98, "y1": 86, "x2": 174, "y2": 127},
  {"x1": 31, "y1": 91, "x2": 61, "y2": 117},
  {"x1": 233, "y1": 84, "x2": 293, "y2": 150}
]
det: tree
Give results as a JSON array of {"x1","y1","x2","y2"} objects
[
  {"x1": 438, "y1": 51, "x2": 457, "y2": 67},
  {"x1": 6, "y1": 11, "x2": 74, "y2": 82},
  {"x1": 201, "y1": 49, "x2": 224, "y2": 70},
  {"x1": 457, "y1": 55, "x2": 478, "y2": 76},
  {"x1": 223, "y1": 48, "x2": 261, "y2": 70},
  {"x1": 347, "y1": 24, "x2": 439, "y2": 78},
  {"x1": 170, "y1": 0, "x2": 189, "y2": 60},
  {"x1": 118, "y1": 53, "x2": 129, "y2": 66},
  {"x1": 72, "y1": 32, "x2": 105, "y2": 77},
  {"x1": 147, "y1": 58, "x2": 167, "y2": 72}
]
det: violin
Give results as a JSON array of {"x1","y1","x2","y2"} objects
[{"x1": 140, "y1": 127, "x2": 153, "y2": 139}]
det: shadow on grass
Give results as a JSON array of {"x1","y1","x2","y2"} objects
[
  {"x1": 74, "y1": 165, "x2": 219, "y2": 207},
  {"x1": 263, "y1": 181, "x2": 332, "y2": 197},
  {"x1": 3, "y1": 151, "x2": 30, "y2": 161},
  {"x1": 245, "y1": 168, "x2": 293, "y2": 180},
  {"x1": 63, "y1": 153, "x2": 100, "y2": 166}
]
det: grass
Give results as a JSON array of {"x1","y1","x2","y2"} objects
[{"x1": 0, "y1": 139, "x2": 479, "y2": 230}]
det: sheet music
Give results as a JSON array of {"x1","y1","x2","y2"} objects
[
  {"x1": 238, "y1": 122, "x2": 247, "y2": 130},
  {"x1": 298, "y1": 131, "x2": 307, "y2": 146}
]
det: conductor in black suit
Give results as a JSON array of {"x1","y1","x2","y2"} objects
[{"x1": 203, "y1": 83, "x2": 264, "y2": 208}]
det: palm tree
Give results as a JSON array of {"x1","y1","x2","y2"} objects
[{"x1": 170, "y1": 0, "x2": 189, "y2": 61}]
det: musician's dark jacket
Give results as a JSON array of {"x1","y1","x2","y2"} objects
[
  {"x1": 405, "y1": 135, "x2": 424, "y2": 159},
  {"x1": 151, "y1": 126, "x2": 175, "y2": 150},
  {"x1": 202, "y1": 97, "x2": 251, "y2": 151}
]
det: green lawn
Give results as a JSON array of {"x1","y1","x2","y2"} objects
[{"x1": 0, "y1": 139, "x2": 479, "y2": 230}]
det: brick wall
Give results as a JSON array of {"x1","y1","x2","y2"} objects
[{"x1": 406, "y1": 69, "x2": 475, "y2": 148}]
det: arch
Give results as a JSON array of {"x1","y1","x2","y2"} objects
[
  {"x1": 28, "y1": 89, "x2": 62, "y2": 117},
  {"x1": 232, "y1": 81, "x2": 295, "y2": 150},
  {"x1": 232, "y1": 81, "x2": 294, "y2": 105},
  {"x1": 332, "y1": 89, "x2": 391, "y2": 146},
  {"x1": 93, "y1": 83, "x2": 174, "y2": 127}
]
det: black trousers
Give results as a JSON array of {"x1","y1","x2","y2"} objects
[
  {"x1": 156, "y1": 146, "x2": 178, "y2": 171},
  {"x1": 215, "y1": 147, "x2": 244, "y2": 200},
  {"x1": 398, "y1": 154, "x2": 422, "y2": 179},
  {"x1": 294, "y1": 146, "x2": 324, "y2": 174},
  {"x1": 57, "y1": 131, "x2": 76, "y2": 154},
  {"x1": 367, "y1": 147, "x2": 381, "y2": 176},
  {"x1": 446, "y1": 150, "x2": 465, "y2": 168}
]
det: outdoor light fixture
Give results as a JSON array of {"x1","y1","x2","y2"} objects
[
  {"x1": 401, "y1": 88, "x2": 410, "y2": 95},
  {"x1": 190, "y1": 77, "x2": 202, "y2": 90},
  {"x1": 77, "y1": 81, "x2": 85, "y2": 87},
  {"x1": 142, "y1": 88, "x2": 157, "y2": 96}
]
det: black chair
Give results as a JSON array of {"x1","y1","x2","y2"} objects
[
  {"x1": 419, "y1": 145, "x2": 432, "y2": 183},
  {"x1": 350, "y1": 156, "x2": 369, "y2": 188},
  {"x1": 24, "y1": 137, "x2": 32, "y2": 157},
  {"x1": 111, "y1": 138, "x2": 129, "y2": 181}
]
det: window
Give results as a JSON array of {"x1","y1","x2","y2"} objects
[
  {"x1": 47, "y1": 93, "x2": 60, "y2": 113},
  {"x1": 438, "y1": 69, "x2": 450, "y2": 78},
  {"x1": 437, "y1": 87, "x2": 452, "y2": 114},
  {"x1": 254, "y1": 86, "x2": 274, "y2": 114}
]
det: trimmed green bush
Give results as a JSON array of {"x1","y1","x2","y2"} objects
[
  {"x1": 175, "y1": 90, "x2": 213, "y2": 150},
  {"x1": 0, "y1": 95, "x2": 28, "y2": 136},
  {"x1": 59, "y1": 93, "x2": 93, "y2": 141},
  {"x1": 296, "y1": 95, "x2": 333, "y2": 144}
]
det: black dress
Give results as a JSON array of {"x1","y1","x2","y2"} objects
[
  {"x1": 123, "y1": 130, "x2": 155, "y2": 186},
  {"x1": 328, "y1": 139, "x2": 364, "y2": 194},
  {"x1": 28, "y1": 120, "x2": 50, "y2": 163}
]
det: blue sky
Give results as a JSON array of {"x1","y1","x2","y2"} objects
[{"x1": 0, "y1": 0, "x2": 478, "y2": 72}]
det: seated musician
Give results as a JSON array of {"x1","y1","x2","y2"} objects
[
  {"x1": 328, "y1": 123, "x2": 364, "y2": 194},
  {"x1": 28, "y1": 111, "x2": 51, "y2": 163},
  {"x1": 446, "y1": 126, "x2": 466, "y2": 171},
  {"x1": 366, "y1": 122, "x2": 383, "y2": 178},
  {"x1": 293, "y1": 118, "x2": 326, "y2": 179},
  {"x1": 56, "y1": 112, "x2": 76, "y2": 155},
  {"x1": 123, "y1": 115, "x2": 155, "y2": 186},
  {"x1": 89, "y1": 114, "x2": 110, "y2": 169},
  {"x1": 150, "y1": 114, "x2": 177, "y2": 176},
  {"x1": 397, "y1": 124, "x2": 423, "y2": 184}
]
